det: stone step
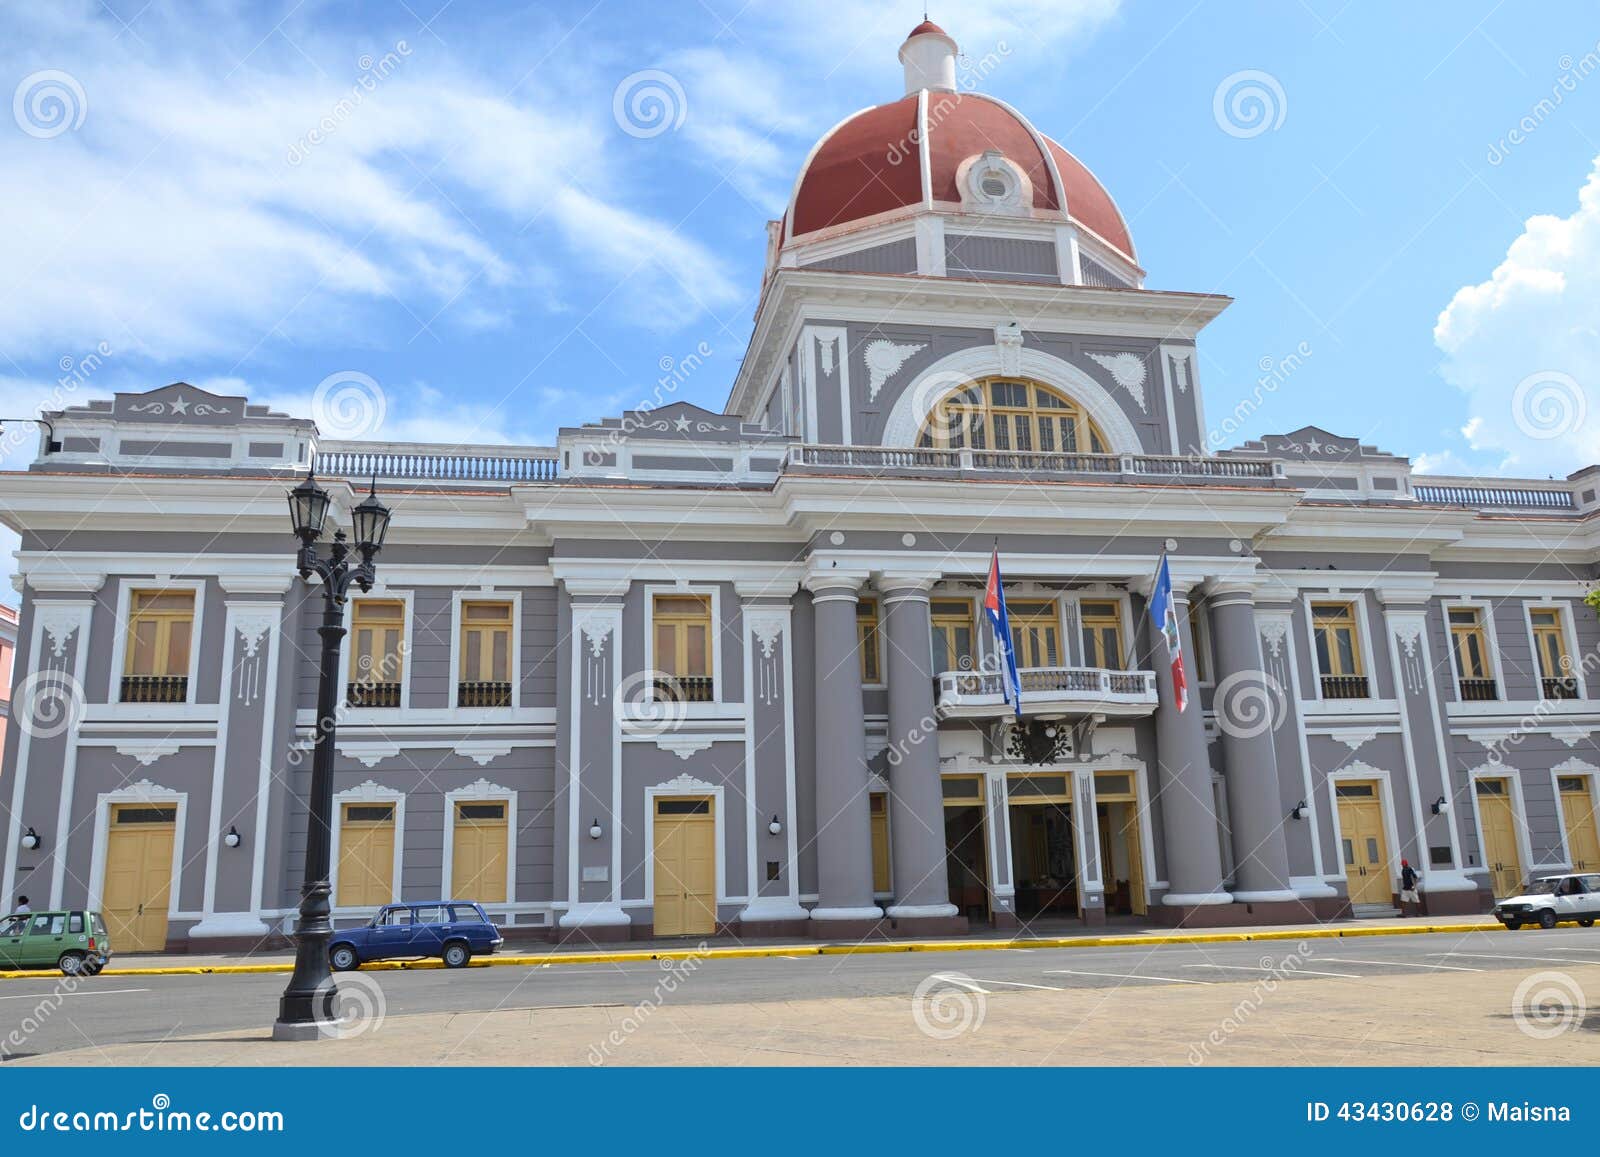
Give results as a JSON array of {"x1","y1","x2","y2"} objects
[{"x1": 1352, "y1": 904, "x2": 1402, "y2": 919}]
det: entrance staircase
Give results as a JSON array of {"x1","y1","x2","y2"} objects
[{"x1": 1351, "y1": 903, "x2": 1402, "y2": 919}]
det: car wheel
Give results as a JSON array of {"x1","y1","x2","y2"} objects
[
  {"x1": 58, "y1": 951, "x2": 87, "y2": 977},
  {"x1": 85, "y1": 958, "x2": 104, "y2": 975},
  {"x1": 1538, "y1": 909, "x2": 1558, "y2": 930},
  {"x1": 329, "y1": 944, "x2": 360, "y2": 971},
  {"x1": 1504, "y1": 920, "x2": 1522, "y2": 931},
  {"x1": 1580, "y1": 918, "x2": 1595, "y2": 928},
  {"x1": 442, "y1": 940, "x2": 470, "y2": 969}
]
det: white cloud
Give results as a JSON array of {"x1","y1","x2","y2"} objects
[
  {"x1": 1433, "y1": 156, "x2": 1600, "y2": 477},
  {"x1": 0, "y1": 7, "x2": 739, "y2": 364}
]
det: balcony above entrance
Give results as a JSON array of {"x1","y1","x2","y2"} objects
[{"x1": 936, "y1": 666, "x2": 1159, "y2": 719}]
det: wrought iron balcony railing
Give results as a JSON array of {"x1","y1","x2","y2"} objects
[
  {"x1": 652, "y1": 675, "x2": 715, "y2": 704},
  {"x1": 1319, "y1": 674, "x2": 1370, "y2": 700},
  {"x1": 1541, "y1": 677, "x2": 1580, "y2": 700},
  {"x1": 1458, "y1": 677, "x2": 1499, "y2": 702},
  {"x1": 346, "y1": 681, "x2": 401, "y2": 708},
  {"x1": 457, "y1": 681, "x2": 513, "y2": 708},
  {"x1": 120, "y1": 675, "x2": 188, "y2": 703}
]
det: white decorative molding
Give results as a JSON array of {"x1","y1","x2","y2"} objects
[
  {"x1": 1553, "y1": 756, "x2": 1600, "y2": 775},
  {"x1": 1328, "y1": 727, "x2": 1378, "y2": 752},
  {"x1": 994, "y1": 322, "x2": 1023, "y2": 375},
  {"x1": 36, "y1": 606, "x2": 82, "y2": 659},
  {"x1": 1553, "y1": 728, "x2": 1593, "y2": 749},
  {"x1": 1390, "y1": 616, "x2": 1427, "y2": 695},
  {"x1": 1258, "y1": 617, "x2": 1289, "y2": 658},
  {"x1": 1170, "y1": 351, "x2": 1191, "y2": 394},
  {"x1": 337, "y1": 779, "x2": 401, "y2": 801},
  {"x1": 654, "y1": 771, "x2": 718, "y2": 793},
  {"x1": 112, "y1": 743, "x2": 179, "y2": 767},
  {"x1": 576, "y1": 612, "x2": 616, "y2": 705},
  {"x1": 337, "y1": 742, "x2": 401, "y2": 769},
  {"x1": 863, "y1": 339, "x2": 924, "y2": 402},
  {"x1": 748, "y1": 611, "x2": 787, "y2": 706},
  {"x1": 453, "y1": 741, "x2": 514, "y2": 767},
  {"x1": 114, "y1": 778, "x2": 180, "y2": 801},
  {"x1": 233, "y1": 612, "x2": 276, "y2": 658},
  {"x1": 1463, "y1": 729, "x2": 1515, "y2": 751},
  {"x1": 750, "y1": 614, "x2": 784, "y2": 659},
  {"x1": 1087, "y1": 351, "x2": 1148, "y2": 412},
  {"x1": 817, "y1": 335, "x2": 837, "y2": 377},
  {"x1": 655, "y1": 735, "x2": 715, "y2": 761}
]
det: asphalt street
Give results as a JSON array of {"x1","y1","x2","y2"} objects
[{"x1": 2, "y1": 926, "x2": 1597, "y2": 1060}]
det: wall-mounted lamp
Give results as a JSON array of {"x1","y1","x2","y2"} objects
[
  {"x1": 588, "y1": 818, "x2": 603, "y2": 840},
  {"x1": 1289, "y1": 801, "x2": 1309, "y2": 821},
  {"x1": 224, "y1": 825, "x2": 242, "y2": 849},
  {"x1": 19, "y1": 827, "x2": 40, "y2": 851},
  {"x1": 768, "y1": 814, "x2": 783, "y2": 836},
  {"x1": 1431, "y1": 795, "x2": 1448, "y2": 816}
]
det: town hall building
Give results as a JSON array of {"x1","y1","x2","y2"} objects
[{"x1": 2, "y1": 22, "x2": 1598, "y2": 951}]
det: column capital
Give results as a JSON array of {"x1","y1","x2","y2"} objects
[
  {"x1": 873, "y1": 569, "x2": 941, "y2": 599},
  {"x1": 217, "y1": 572, "x2": 295, "y2": 595},
  {"x1": 1376, "y1": 579, "x2": 1437, "y2": 608},
  {"x1": 734, "y1": 577, "x2": 799, "y2": 601},
  {"x1": 561, "y1": 576, "x2": 630, "y2": 600},
  {"x1": 802, "y1": 563, "x2": 868, "y2": 599},
  {"x1": 1201, "y1": 578, "x2": 1260, "y2": 604}
]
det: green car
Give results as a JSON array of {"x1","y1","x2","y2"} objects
[{"x1": 0, "y1": 911, "x2": 111, "y2": 976}]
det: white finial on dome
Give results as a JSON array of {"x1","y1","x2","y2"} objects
[{"x1": 899, "y1": 19, "x2": 957, "y2": 95}]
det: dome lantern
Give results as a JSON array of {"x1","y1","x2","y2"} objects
[{"x1": 899, "y1": 19, "x2": 957, "y2": 95}]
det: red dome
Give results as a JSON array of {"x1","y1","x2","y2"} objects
[{"x1": 787, "y1": 91, "x2": 1135, "y2": 262}]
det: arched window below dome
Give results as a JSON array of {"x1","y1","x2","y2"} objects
[{"x1": 917, "y1": 378, "x2": 1109, "y2": 455}]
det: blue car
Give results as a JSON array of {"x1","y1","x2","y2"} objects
[{"x1": 329, "y1": 901, "x2": 503, "y2": 970}]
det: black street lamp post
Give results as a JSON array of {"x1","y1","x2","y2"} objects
[{"x1": 273, "y1": 473, "x2": 391, "y2": 1040}]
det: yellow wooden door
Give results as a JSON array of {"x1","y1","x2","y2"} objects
[
  {"x1": 869, "y1": 794, "x2": 891, "y2": 894},
  {"x1": 337, "y1": 803, "x2": 396, "y2": 907},
  {"x1": 653, "y1": 798, "x2": 716, "y2": 937},
  {"x1": 1336, "y1": 784, "x2": 1390, "y2": 905},
  {"x1": 1120, "y1": 804, "x2": 1147, "y2": 916},
  {"x1": 1560, "y1": 778, "x2": 1600, "y2": 871},
  {"x1": 1476, "y1": 780, "x2": 1523, "y2": 898},
  {"x1": 102, "y1": 804, "x2": 176, "y2": 952},
  {"x1": 451, "y1": 801, "x2": 508, "y2": 902}
]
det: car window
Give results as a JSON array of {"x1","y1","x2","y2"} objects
[
  {"x1": 450, "y1": 905, "x2": 487, "y2": 923},
  {"x1": 92, "y1": 914, "x2": 108, "y2": 937},
  {"x1": 27, "y1": 915, "x2": 53, "y2": 935},
  {"x1": 0, "y1": 916, "x2": 25, "y2": 937},
  {"x1": 380, "y1": 907, "x2": 413, "y2": 926},
  {"x1": 413, "y1": 906, "x2": 445, "y2": 925},
  {"x1": 1585, "y1": 876, "x2": 1600, "y2": 893},
  {"x1": 68, "y1": 913, "x2": 84, "y2": 934}
]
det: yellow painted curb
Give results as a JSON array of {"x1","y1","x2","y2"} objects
[{"x1": 0, "y1": 919, "x2": 1507, "y2": 980}]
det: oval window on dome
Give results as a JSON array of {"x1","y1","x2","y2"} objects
[
  {"x1": 980, "y1": 173, "x2": 1010, "y2": 198},
  {"x1": 917, "y1": 378, "x2": 1109, "y2": 456}
]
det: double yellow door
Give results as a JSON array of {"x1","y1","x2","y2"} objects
[
  {"x1": 103, "y1": 805, "x2": 176, "y2": 952},
  {"x1": 1476, "y1": 780, "x2": 1524, "y2": 899},
  {"x1": 452, "y1": 802, "x2": 509, "y2": 902},
  {"x1": 1561, "y1": 781, "x2": 1600, "y2": 871},
  {"x1": 1337, "y1": 784, "x2": 1391, "y2": 906},
  {"x1": 653, "y1": 798, "x2": 716, "y2": 937}
]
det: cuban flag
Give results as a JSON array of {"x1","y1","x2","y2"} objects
[
  {"x1": 1148, "y1": 552, "x2": 1188, "y2": 713},
  {"x1": 983, "y1": 547, "x2": 1023, "y2": 717}
]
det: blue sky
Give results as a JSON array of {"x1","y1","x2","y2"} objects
[{"x1": 3, "y1": 0, "x2": 1600, "y2": 480}]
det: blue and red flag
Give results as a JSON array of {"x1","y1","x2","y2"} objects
[
  {"x1": 983, "y1": 547, "x2": 1023, "y2": 717},
  {"x1": 1148, "y1": 552, "x2": 1188, "y2": 712}
]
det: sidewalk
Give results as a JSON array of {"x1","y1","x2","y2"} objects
[
  {"x1": 19, "y1": 963, "x2": 1597, "y2": 1067},
  {"x1": 67, "y1": 913, "x2": 1503, "y2": 978}
]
